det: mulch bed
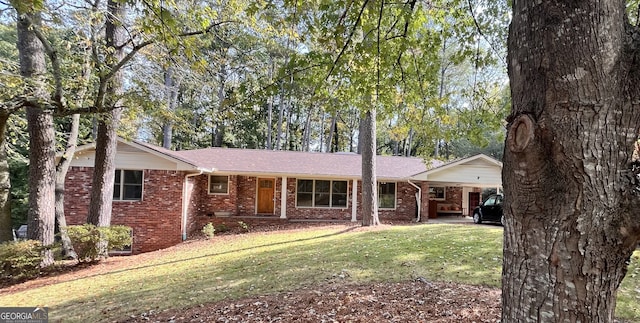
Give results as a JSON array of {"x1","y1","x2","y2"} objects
[{"x1": 123, "y1": 280, "x2": 501, "y2": 322}]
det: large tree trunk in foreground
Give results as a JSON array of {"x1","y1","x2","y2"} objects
[
  {"x1": 502, "y1": 1, "x2": 640, "y2": 321},
  {"x1": 87, "y1": 0, "x2": 125, "y2": 231},
  {"x1": 17, "y1": 12, "x2": 55, "y2": 266},
  {"x1": 361, "y1": 110, "x2": 379, "y2": 226},
  {"x1": 0, "y1": 114, "x2": 12, "y2": 242}
]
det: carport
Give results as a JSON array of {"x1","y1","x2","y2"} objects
[{"x1": 411, "y1": 154, "x2": 503, "y2": 219}]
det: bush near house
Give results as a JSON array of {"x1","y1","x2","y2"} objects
[
  {"x1": 0, "y1": 240, "x2": 43, "y2": 281},
  {"x1": 66, "y1": 224, "x2": 132, "y2": 262},
  {"x1": 202, "y1": 223, "x2": 216, "y2": 239}
]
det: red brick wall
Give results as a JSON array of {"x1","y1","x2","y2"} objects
[
  {"x1": 64, "y1": 167, "x2": 186, "y2": 254},
  {"x1": 443, "y1": 187, "x2": 463, "y2": 208},
  {"x1": 194, "y1": 176, "x2": 419, "y2": 222},
  {"x1": 66, "y1": 168, "x2": 421, "y2": 254},
  {"x1": 197, "y1": 175, "x2": 239, "y2": 216}
]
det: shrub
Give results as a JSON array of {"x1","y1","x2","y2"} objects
[
  {"x1": 66, "y1": 224, "x2": 132, "y2": 262},
  {"x1": 202, "y1": 223, "x2": 215, "y2": 239},
  {"x1": 214, "y1": 223, "x2": 229, "y2": 233},
  {"x1": 238, "y1": 221, "x2": 250, "y2": 232},
  {"x1": 103, "y1": 225, "x2": 133, "y2": 251},
  {"x1": 0, "y1": 240, "x2": 44, "y2": 281}
]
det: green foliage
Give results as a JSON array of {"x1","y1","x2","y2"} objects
[
  {"x1": 214, "y1": 223, "x2": 229, "y2": 233},
  {"x1": 66, "y1": 225, "x2": 132, "y2": 262},
  {"x1": 202, "y1": 223, "x2": 215, "y2": 239},
  {"x1": 0, "y1": 240, "x2": 43, "y2": 281},
  {"x1": 237, "y1": 221, "x2": 249, "y2": 232}
]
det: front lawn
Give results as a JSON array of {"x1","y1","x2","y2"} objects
[{"x1": 0, "y1": 224, "x2": 638, "y2": 322}]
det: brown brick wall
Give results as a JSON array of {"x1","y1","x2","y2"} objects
[{"x1": 64, "y1": 167, "x2": 186, "y2": 254}]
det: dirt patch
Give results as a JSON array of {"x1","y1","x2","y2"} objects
[{"x1": 122, "y1": 280, "x2": 501, "y2": 322}]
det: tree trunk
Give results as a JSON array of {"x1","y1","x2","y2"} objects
[
  {"x1": 406, "y1": 128, "x2": 414, "y2": 157},
  {"x1": 502, "y1": 1, "x2": 640, "y2": 321},
  {"x1": 212, "y1": 124, "x2": 224, "y2": 147},
  {"x1": 319, "y1": 112, "x2": 326, "y2": 152},
  {"x1": 87, "y1": 0, "x2": 125, "y2": 233},
  {"x1": 326, "y1": 113, "x2": 337, "y2": 153},
  {"x1": 0, "y1": 114, "x2": 12, "y2": 242},
  {"x1": 357, "y1": 113, "x2": 364, "y2": 154},
  {"x1": 361, "y1": 109, "x2": 379, "y2": 226},
  {"x1": 17, "y1": 12, "x2": 55, "y2": 266},
  {"x1": 266, "y1": 59, "x2": 274, "y2": 150},
  {"x1": 302, "y1": 106, "x2": 313, "y2": 152},
  {"x1": 55, "y1": 114, "x2": 80, "y2": 259},
  {"x1": 276, "y1": 86, "x2": 285, "y2": 150},
  {"x1": 162, "y1": 67, "x2": 179, "y2": 149}
]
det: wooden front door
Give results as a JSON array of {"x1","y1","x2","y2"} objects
[
  {"x1": 468, "y1": 192, "x2": 480, "y2": 216},
  {"x1": 257, "y1": 178, "x2": 275, "y2": 214}
]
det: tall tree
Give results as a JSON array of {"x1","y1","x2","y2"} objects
[
  {"x1": 86, "y1": 0, "x2": 125, "y2": 229},
  {"x1": 503, "y1": 0, "x2": 640, "y2": 321},
  {"x1": 0, "y1": 23, "x2": 20, "y2": 242},
  {"x1": 0, "y1": 114, "x2": 11, "y2": 242},
  {"x1": 15, "y1": 3, "x2": 56, "y2": 265}
]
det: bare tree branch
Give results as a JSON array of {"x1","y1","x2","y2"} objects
[
  {"x1": 466, "y1": 0, "x2": 505, "y2": 64},
  {"x1": 325, "y1": 0, "x2": 370, "y2": 82}
]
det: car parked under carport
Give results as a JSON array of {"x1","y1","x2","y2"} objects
[{"x1": 472, "y1": 194, "x2": 504, "y2": 225}]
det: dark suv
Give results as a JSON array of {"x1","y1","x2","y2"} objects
[{"x1": 472, "y1": 194, "x2": 504, "y2": 225}]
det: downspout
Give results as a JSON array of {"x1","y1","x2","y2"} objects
[
  {"x1": 182, "y1": 169, "x2": 205, "y2": 241},
  {"x1": 408, "y1": 180, "x2": 421, "y2": 222}
]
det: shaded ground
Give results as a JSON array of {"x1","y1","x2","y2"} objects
[{"x1": 124, "y1": 280, "x2": 501, "y2": 322}]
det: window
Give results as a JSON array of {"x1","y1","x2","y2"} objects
[
  {"x1": 429, "y1": 186, "x2": 446, "y2": 200},
  {"x1": 209, "y1": 175, "x2": 229, "y2": 194},
  {"x1": 484, "y1": 195, "x2": 503, "y2": 206},
  {"x1": 296, "y1": 179, "x2": 348, "y2": 208},
  {"x1": 378, "y1": 182, "x2": 396, "y2": 209},
  {"x1": 113, "y1": 170, "x2": 143, "y2": 201}
]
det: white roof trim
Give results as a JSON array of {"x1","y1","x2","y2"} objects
[
  {"x1": 411, "y1": 154, "x2": 502, "y2": 179},
  {"x1": 70, "y1": 138, "x2": 211, "y2": 172}
]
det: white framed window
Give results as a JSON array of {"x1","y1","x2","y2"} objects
[
  {"x1": 113, "y1": 170, "x2": 143, "y2": 201},
  {"x1": 429, "y1": 186, "x2": 446, "y2": 200},
  {"x1": 378, "y1": 182, "x2": 396, "y2": 209},
  {"x1": 296, "y1": 179, "x2": 348, "y2": 208},
  {"x1": 209, "y1": 175, "x2": 229, "y2": 194}
]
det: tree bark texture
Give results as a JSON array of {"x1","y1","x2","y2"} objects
[
  {"x1": 0, "y1": 114, "x2": 12, "y2": 242},
  {"x1": 361, "y1": 110, "x2": 379, "y2": 226},
  {"x1": 17, "y1": 12, "x2": 56, "y2": 265},
  {"x1": 55, "y1": 114, "x2": 80, "y2": 259},
  {"x1": 503, "y1": 1, "x2": 640, "y2": 322},
  {"x1": 87, "y1": 0, "x2": 125, "y2": 228}
]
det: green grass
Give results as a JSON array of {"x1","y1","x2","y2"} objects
[{"x1": 0, "y1": 224, "x2": 638, "y2": 322}]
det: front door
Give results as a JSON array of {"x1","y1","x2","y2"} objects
[{"x1": 257, "y1": 178, "x2": 275, "y2": 214}]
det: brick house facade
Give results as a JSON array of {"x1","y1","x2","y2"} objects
[
  {"x1": 63, "y1": 139, "x2": 502, "y2": 255},
  {"x1": 65, "y1": 167, "x2": 186, "y2": 254}
]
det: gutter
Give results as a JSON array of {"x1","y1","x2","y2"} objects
[
  {"x1": 182, "y1": 168, "x2": 210, "y2": 240},
  {"x1": 407, "y1": 180, "x2": 422, "y2": 222}
]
